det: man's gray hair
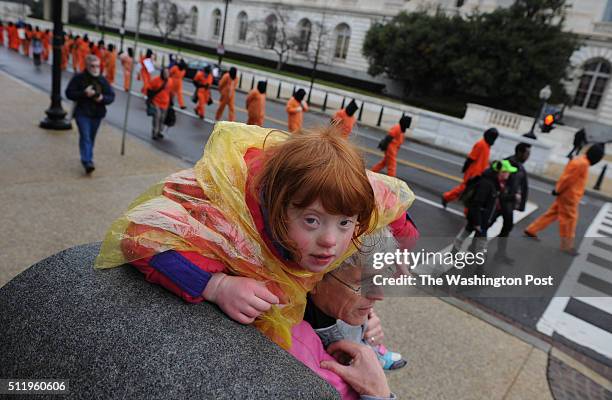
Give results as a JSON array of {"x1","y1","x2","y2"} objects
[
  {"x1": 86, "y1": 55, "x2": 100, "y2": 65},
  {"x1": 338, "y1": 226, "x2": 397, "y2": 272}
]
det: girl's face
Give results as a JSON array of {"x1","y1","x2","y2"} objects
[{"x1": 286, "y1": 199, "x2": 357, "y2": 273}]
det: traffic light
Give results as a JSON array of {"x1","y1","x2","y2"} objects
[{"x1": 541, "y1": 113, "x2": 556, "y2": 133}]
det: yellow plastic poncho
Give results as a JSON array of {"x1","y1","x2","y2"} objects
[{"x1": 95, "y1": 122, "x2": 414, "y2": 349}]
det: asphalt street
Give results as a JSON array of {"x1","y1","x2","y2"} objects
[{"x1": 1, "y1": 46, "x2": 610, "y2": 367}]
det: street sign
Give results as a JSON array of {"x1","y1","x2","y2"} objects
[{"x1": 217, "y1": 45, "x2": 225, "y2": 55}]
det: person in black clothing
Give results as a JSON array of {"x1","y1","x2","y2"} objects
[
  {"x1": 567, "y1": 128, "x2": 587, "y2": 159},
  {"x1": 489, "y1": 143, "x2": 531, "y2": 264},
  {"x1": 65, "y1": 54, "x2": 115, "y2": 174},
  {"x1": 451, "y1": 160, "x2": 518, "y2": 258}
]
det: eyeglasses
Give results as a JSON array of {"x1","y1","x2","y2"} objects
[{"x1": 328, "y1": 272, "x2": 361, "y2": 294}]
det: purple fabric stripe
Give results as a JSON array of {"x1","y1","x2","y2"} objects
[{"x1": 150, "y1": 251, "x2": 212, "y2": 298}]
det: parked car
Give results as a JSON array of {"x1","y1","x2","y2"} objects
[{"x1": 185, "y1": 60, "x2": 224, "y2": 86}]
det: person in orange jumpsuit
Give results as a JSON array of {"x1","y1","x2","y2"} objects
[
  {"x1": 22, "y1": 24, "x2": 32, "y2": 57},
  {"x1": 41, "y1": 29, "x2": 51, "y2": 62},
  {"x1": 8, "y1": 22, "x2": 19, "y2": 51},
  {"x1": 331, "y1": 99, "x2": 359, "y2": 138},
  {"x1": 192, "y1": 65, "x2": 213, "y2": 119},
  {"x1": 524, "y1": 144, "x2": 605, "y2": 255},
  {"x1": 61, "y1": 34, "x2": 72, "y2": 71},
  {"x1": 286, "y1": 88, "x2": 308, "y2": 133},
  {"x1": 140, "y1": 49, "x2": 154, "y2": 95},
  {"x1": 78, "y1": 35, "x2": 90, "y2": 72},
  {"x1": 104, "y1": 43, "x2": 117, "y2": 85},
  {"x1": 94, "y1": 40, "x2": 106, "y2": 75},
  {"x1": 245, "y1": 80, "x2": 267, "y2": 126},
  {"x1": 148, "y1": 68, "x2": 174, "y2": 140},
  {"x1": 371, "y1": 115, "x2": 412, "y2": 177},
  {"x1": 71, "y1": 35, "x2": 81, "y2": 71},
  {"x1": 0, "y1": 21, "x2": 5, "y2": 47},
  {"x1": 119, "y1": 48, "x2": 134, "y2": 92},
  {"x1": 215, "y1": 66, "x2": 238, "y2": 121},
  {"x1": 442, "y1": 128, "x2": 499, "y2": 207},
  {"x1": 169, "y1": 59, "x2": 187, "y2": 109}
]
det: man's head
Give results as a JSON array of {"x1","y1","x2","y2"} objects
[
  {"x1": 229, "y1": 66, "x2": 237, "y2": 80},
  {"x1": 257, "y1": 80, "x2": 267, "y2": 94},
  {"x1": 484, "y1": 128, "x2": 499, "y2": 146},
  {"x1": 203, "y1": 64, "x2": 212, "y2": 75},
  {"x1": 85, "y1": 55, "x2": 101, "y2": 77},
  {"x1": 399, "y1": 115, "x2": 412, "y2": 132},
  {"x1": 309, "y1": 228, "x2": 395, "y2": 326},
  {"x1": 178, "y1": 59, "x2": 186, "y2": 70},
  {"x1": 586, "y1": 143, "x2": 605, "y2": 166},
  {"x1": 98, "y1": 40, "x2": 104, "y2": 49},
  {"x1": 294, "y1": 88, "x2": 306, "y2": 102},
  {"x1": 345, "y1": 99, "x2": 358, "y2": 117},
  {"x1": 127, "y1": 47, "x2": 134, "y2": 58},
  {"x1": 145, "y1": 48, "x2": 153, "y2": 58},
  {"x1": 107, "y1": 43, "x2": 115, "y2": 52},
  {"x1": 515, "y1": 142, "x2": 531, "y2": 163}
]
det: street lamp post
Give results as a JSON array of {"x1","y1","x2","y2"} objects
[
  {"x1": 524, "y1": 85, "x2": 552, "y2": 140},
  {"x1": 217, "y1": 0, "x2": 230, "y2": 66},
  {"x1": 119, "y1": 0, "x2": 127, "y2": 52},
  {"x1": 40, "y1": 0, "x2": 71, "y2": 130}
]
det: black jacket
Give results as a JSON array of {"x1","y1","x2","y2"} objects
[
  {"x1": 65, "y1": 72, "x2": 115, "y2": 119},
  {"x1": 502, "y1": 155, "x2": 528, "y2": 211},
  {"x1": 467, "y1": 168, "x2": 502, "y2": 228}
]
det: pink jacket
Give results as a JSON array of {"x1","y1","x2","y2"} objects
[{"x1": 288, "y1": 321, "x2": 359, "y2": 400}]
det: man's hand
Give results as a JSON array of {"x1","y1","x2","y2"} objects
[
  {"x1": 320, "y1": 340, "x2": 391, "y2": 398},
  {"x1": 203, "y1": 273, "x2": 280, "y2": 324},
  {"x1": 364, "y1": 309, "x2": 384, "y2": 346},
  {"x1": 94, "y1": 94, "x2": 104, "y2": 103},
  {"x1": 84, "y1": 85, "x2": 96, "y2": 97}
]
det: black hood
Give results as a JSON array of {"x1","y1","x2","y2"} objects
[
  {"x1": 229, "y1": 67, "x2": 237, "y2": 80},
  {"x1": 484, "y1": 128, "x2": 499, "y2": 146},
  {"x1": 203, "y1": 65, "x2": 212, "y2": 74},
  {"x1": 399, "y1": 115, "x2": 412, "y2": 132},
  {"x1": 345, "y1": 100, "x2": 358, "y2": 117},
  {"x1": 257, "y1": 81, "x2": 267, "y2": 94},
  {"x1": 145, "y1": 49, "x2": 153, "y2": 58},
  {"x1": 294, "y1": 89, "x2": 306, "y2": 102},
  {"x1": 587, "y1": 143, "x2": 605, "y2": 165}
]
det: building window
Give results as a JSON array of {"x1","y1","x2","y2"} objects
[
  {"x1": 574, "y1": 59, "x2": 611, "y2": 110},
  {"x1": 456, "y1": 0, "x2": 465, "y2": 7},
  {"x1": 297, "y1": 18, "x2": 311, "y2": 52},
  {"x1": 212, "y1": 9, "x2": 222, "y2": 38},
  {"x1": 334, "y1": 23, "x2": 351, "y2": 59},
  {"x1": 265, "y1": 14, "x2": 277, "y2": 49},
  {"x1": 190, "y1": 6, "x2": 198, "y2": 35},
  {"x1": 237, "y1": 11, "x2": 248, "y2": 42},
  {"x1": 604, "y1": 0, "x2": 612, "y2": 21}
]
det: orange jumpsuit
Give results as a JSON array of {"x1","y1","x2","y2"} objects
[
  {"x1": 245, "y1": 89, "x2": 266, "y2": 126},
  {"x1": 92, "y1": 46, "x2": 105, "y2": 75},
  {"x1": 71, "y1": 38, "x2": 81, "y2": 71},
  {"x1": 193, "y1": 71, "x2": 213, "y2": 119},
  {"x1": 42, "y1": 31, "x2": 51, "y2": 62},
  {"x1": 525, "y1": 155, "x2": 589, "y2": 250},
  {"x1": 286, "y1": 97, "x2": 308, "y2": 133},
  {"x1": 61, "y1": 37, "x2": 71, "y2": 70},
  {"x1": 8, "y1": 25, "x2": 20, "y2": 51},
  {"x1": 443, "y1": 138, "x2": 491, "y2": 202},
  {"x1": 120, "y1": 53, "x2": 133, "y2": 91},
  {"x1": 104, "y1": 49, "x2": 117, "y2": 85},
  {"x1": 22, "y1": 28, "x2": 31, "y2": 57},
  {"x1": 371, "y1": 124, "x2": 404, "y2": 177},
  {"x1": 169, "y1": 65, "x2": 186, "y2": 109},
  {"x1": 140, "y1": 55, "x2": 153, "y2": 95},
  {"x1": 215, "y1": 72, "x2": 237, "y2": 121},
  {"x1": 78, "y1": 40, "x2": 89, "y2": 72},
  {"x1": 332, "y1": 108, "x2": 356, "y2": 138}
]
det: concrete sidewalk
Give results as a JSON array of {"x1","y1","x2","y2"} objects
[{"x1": 0, "y1": 70, "x2": 600, "y2": 399}]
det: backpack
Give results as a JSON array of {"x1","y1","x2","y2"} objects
[
  {"x1": 378, "y1": 135, "x2": 393, "y2": 152},
  {"x1": 459, "y1": 175, "x2": 481, "y2": 207}
]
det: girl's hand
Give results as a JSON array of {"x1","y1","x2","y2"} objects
[
  {"x1": 203, "y1": 273, "x2": 280, "y2": 324},
  {"x1": 364, "y1": 309, "x2": 384, "y2": 346}
]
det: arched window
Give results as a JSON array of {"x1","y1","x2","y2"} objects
[
  {"x1": 297, "y1": 18, "x2": 311, "y2": 52},
  {"x1": 265, "y1": 14, "x2": 277, "y2": 49},
  {"x1": 574, "y1": 59, "x2": 611, "y2": 110},
  {"x1": 190, "y1": 6, "x2": 198, "y2": 35},
  {"x1": 237, "y1": 11, "x2": 248, "y2": 42},
  {"x1": 212, "y1": 9, "x2": 222, "y2": 38},
  {"x1": 334, "y1": 23, "x2": 351, "y2": 60}
]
